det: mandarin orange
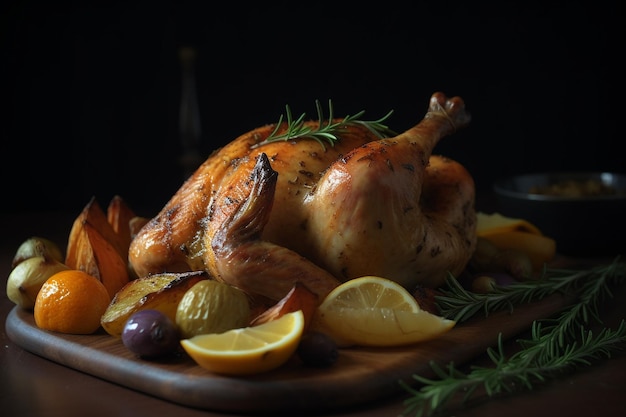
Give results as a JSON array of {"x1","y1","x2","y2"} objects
[{"x1": 34, "y1": 269, "x2": 111, "y2": 334}]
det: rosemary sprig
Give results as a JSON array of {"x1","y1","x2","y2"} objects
[
  {"x1": 250, "y1": 99, "x2": 396, "y2": 150},
  {"x1": 436, "y1": 258, "x2": 626, "y2": 323},
  {"x1": 399, "y1": 257, "x2": 626, "y2": 417},
  {"x1": 400, "y1": 322, "x2": 626, "y2": 417}
]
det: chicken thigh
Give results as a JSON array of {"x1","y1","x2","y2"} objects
[{"x1": 129, "y1": 92, "x2": 476, "y2": 303}]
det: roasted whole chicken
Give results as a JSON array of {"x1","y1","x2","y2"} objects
[{"x1": 129, "y1": 92, "x2": 477, "y2": 305}]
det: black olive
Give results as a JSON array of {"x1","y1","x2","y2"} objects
[
  {"x1": 121, "y1": 309, "x2": 180, "y2": 359},
  {"x1": 297, "y1": 331, "x2": 339, "y2": 367}
]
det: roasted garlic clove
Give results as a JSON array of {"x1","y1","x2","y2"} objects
[
  {"x1": 11, "y1": 236, "x2": 64, "y2": 268},
  {"x1": 6, "y1": 255, "x2": 70, "y2": 309}
]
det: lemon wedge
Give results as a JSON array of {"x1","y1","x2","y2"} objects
[
  {"x1": 180, "y1": 310, "x2": 304, "y2": 375},
  {"x1": 476, "y1": 212, "x2": 556, "y2": 270},
  {"x1": 480, "y1": 231, "x2": 556, "y2": 270},
  {"x1": 320, "y1": 275, "x2": 421, "y2": 313},
  {"x1": 476, "y1": 212, "x2": 542, "y2": 236},
  {"x1": 310, "y1": 276, "x2": 455, "y2": 347}
]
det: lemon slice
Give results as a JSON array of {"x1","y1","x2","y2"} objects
[
  {"x1": 180, "y1": 310, "x2": 304, "y2": 375},
  {"x1": 319, "y1": 275, "x2": 421, "y2": 313},
  {"x1": 310, "y1": 276, "x2": 455, "y2": 347},
  {"x1": 476, "y1": 212, "x2": 542, "y2": 236}
]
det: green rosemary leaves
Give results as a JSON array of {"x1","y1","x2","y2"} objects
[
  {"x1": 250, "y1": 100, "x2": 396, "y2": 150},
  {"x1": 400, "y1": 258, "x2": 626, "y2": 417}
]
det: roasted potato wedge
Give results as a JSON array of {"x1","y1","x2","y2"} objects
[
  {"x1": 100, "y1": 270, "x2": 209, "y2": 337},
  {"x1": 66, "y1": 197, "x2": 126, "y2": 263},
  {"x1": 65, "y1": 218, "x2": 129, "y2": 299},
  {"x1": 128, "y1": 216, "x2": 149, "y2": 240},
  {"x1": 250, "y1": 282, "x2": 319, "y2": 331},
  {"x1": 106, "y1": 195, "x2": 136, "y2": 256},
  {"x1": 106, "y1": 195, "x2": 146, "y2": 279}
]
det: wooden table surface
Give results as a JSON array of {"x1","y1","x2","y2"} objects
[{"x1": 2, "y1": 211, "x2": 626, "y2": 417}]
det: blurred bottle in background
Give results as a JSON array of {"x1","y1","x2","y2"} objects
[{"x1": 178, "y1": 46, "x2": 204, "y2": 180}]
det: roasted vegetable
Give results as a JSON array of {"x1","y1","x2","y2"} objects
[
  {"x1": 468, "y1": 237, "x2": 534, "y2": 280},
  {"x1": 65, "y1": 197, "x2": 130, "y2": 297},
  {"x1": 106, "y1": 195, "x2": 136, "y2": 258},
  {"x1": 100, "y1": 271, "x2": 209, "y2": 338},
  {"x1": 250, "y1": 282, "x2": 319, "y2": 331},
  {"x1": 6, "y1": 256, "x2": 70, "y2": 309},
  {"x1": 175, "y1": 280, "x2": 251, "y2": 339},
  {"x1": 11, "y1": 236, "x2": 64, "y2": 268}
]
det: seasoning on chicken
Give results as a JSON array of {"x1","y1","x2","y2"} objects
[{"x1": 129, "y1": 92, "x2": 476, "y2": 304}]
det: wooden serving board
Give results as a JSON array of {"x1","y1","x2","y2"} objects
[{"x1": 5, "y1": 293, "x2": 571, "y2": 414}]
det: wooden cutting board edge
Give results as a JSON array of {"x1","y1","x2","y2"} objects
[{"x1": 5, "y1": 293, "x2": 571, "y2": 413}]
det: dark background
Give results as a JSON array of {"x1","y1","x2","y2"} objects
[{"x1": 2, "y1": 1, "x2": 624, "y2": 217}]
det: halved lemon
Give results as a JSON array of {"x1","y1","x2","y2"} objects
[
  {"x1": 310, "y1": 276, "x2": 455, "y2": 347},
  {"x1": 180, "y1": 310, "x2": 304, "y2": 375}
]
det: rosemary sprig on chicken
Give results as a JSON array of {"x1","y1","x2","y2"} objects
[{"x1": 250, "y1": 99, "x2": 397, "y2": 150}]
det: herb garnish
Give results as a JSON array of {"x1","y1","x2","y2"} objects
[
  {"x1": 250, "y1": 100, "x2": 396, "y2": 150},
  {"x1": 400, "y1": 258, "x2": 626, "y2": 417}
]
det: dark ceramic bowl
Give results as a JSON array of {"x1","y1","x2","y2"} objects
[{"x1": 493, "y1": 172, "x2": 626, "y2": 256}]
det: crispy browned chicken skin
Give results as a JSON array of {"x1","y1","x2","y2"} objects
[{"x1": 129, "y1": 92, "x2": 476, "y2": 303}]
